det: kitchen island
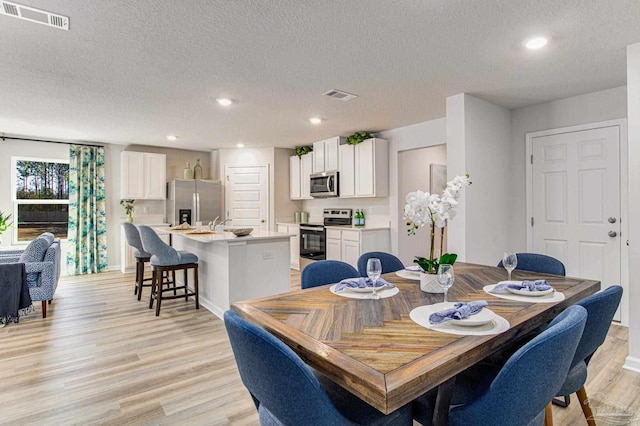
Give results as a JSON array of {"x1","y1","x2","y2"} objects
[{"x1": 156, "y1": 228, "x2": 293, "y2": 319}]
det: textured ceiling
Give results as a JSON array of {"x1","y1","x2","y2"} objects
[{"x1": 1, "y1": 0, "x2": 639, "y2": 151}]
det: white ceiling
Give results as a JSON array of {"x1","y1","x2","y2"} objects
[{"x1": 1, "y1": 0, "x2": 639, "y2": 151}]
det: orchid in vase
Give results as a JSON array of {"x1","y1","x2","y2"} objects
[{"x1": 403, "y1": 174, "x2": 471, "y2": 275}]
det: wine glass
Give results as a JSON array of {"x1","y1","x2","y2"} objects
[
  {"x1": 366, "y1": 258, "x2": 382, "y2": 300},
  {"x1": 437, "y1": 264, "x2": 455, "y2": 303},
  {"x1": 503, "y1": 252, "x2": 518, "y2": 282}
]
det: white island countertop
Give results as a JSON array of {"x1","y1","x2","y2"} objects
[{"x1": 156, "y1": 228, "x2": 294, "y2": 242}]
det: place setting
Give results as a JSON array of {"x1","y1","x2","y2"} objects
[
  {"x1": 394, "y1": 265, "x2": 422, "y2": 280},
  {"x1": 483, "y1": 252, "x2": 565, "y2": 303},
  {"x1": 409, "y1": 264, "x2": 510, "y2": 336},
  {"x1": 330, "y1": 258, "x2": 400, "y2": 299}
]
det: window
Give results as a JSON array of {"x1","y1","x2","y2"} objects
[{"x1": 12, "y1": 157, "x2": 69, "y2": 242}]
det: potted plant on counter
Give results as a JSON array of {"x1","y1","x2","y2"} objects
[{"x1": 120, "y1": 199, "x2": 135, "y2": 223}]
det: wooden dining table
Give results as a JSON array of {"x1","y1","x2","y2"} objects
[{"x1": 231, "y1": 262, "x2": 600, "y2": 425}]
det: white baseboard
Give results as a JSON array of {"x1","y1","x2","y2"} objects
[{"x1": 623, "y1": 355, "x2": 640, "y2": 373}]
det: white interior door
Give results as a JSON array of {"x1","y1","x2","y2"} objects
[
  {"x1": 225, "y1": 165, "x2": 269, "y2": 231},
  {"x1": 530, "y1": 125, "x2": 621, "y2": 319}
]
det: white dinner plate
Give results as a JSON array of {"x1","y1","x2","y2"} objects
[
  {"x1": 414, "y1": 302, "x2": 498, "y2": 327},
  {"x1": 395, "y1": 270, "x2": 421, "y2": 280},
  {"x1": 345, "y1": 285, "x2": 389, "y2": 293},
  {"x1": 507, "y1": 287, "x2": 554, "y2": 297}
]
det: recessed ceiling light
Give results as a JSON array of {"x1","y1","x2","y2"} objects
[
  {"x1": 236, "y1": 143, "x2": 245, "y2": 148},
  {"x1": 524, "y1": 36, "x2": 549, "y2": 50},
  {"x1": 166, "y1": 135, "x2": 178, "y2": 141},
  {"x1": 309, "y1": 117, "x2": 323, "y2": 125},
  {"x1": 217, "y1": 98, "x2": 233, "y2": 106}
]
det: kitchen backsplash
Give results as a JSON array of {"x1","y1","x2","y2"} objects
[{"x1": 301, "y1": 197, "x2": 390, "y2": 226}]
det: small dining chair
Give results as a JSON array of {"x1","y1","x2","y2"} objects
[
  {"x1": 122, "y1": 222, "x2": 155, "y2": 300},
  {"x1": 138, "y1": 225, "x2": 199, "y2": 316},
  {"x1": 497, "y1": 252, "x2": 566, "y2": 276},
  {"x1": 412, "y1": 305, "x2": 587, "y2": 426},
  {"x1": 547, "y1": 285, "x2": 623, "y2": 426},
  {"x1": 301, "y1": 260, "x2": 360, "y2": 289},
  {"x1": 357, "y1": 251, "x2": 405, "y2": 276},
  {"x1": 224, "y1": 310, "x2": 413, "y2": 425}
]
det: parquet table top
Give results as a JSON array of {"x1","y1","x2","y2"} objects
[{"x1": 232, "y1": 262, "x2": 600, "y2": 417}]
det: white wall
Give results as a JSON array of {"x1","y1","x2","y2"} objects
[
  {"x1": 381, "y1": 119, "x2": 447, "y2": 257},
  {"x1": 510, "y1": 86, "x2": 628, "y2": 249},
  {"x1": 446, "y1": 93, "x2": 512, "y2": 266},
  {"x1": 626, "y1": 43, "x2": 640, "y2": 372},
  {"x1": 397, "y1": 145, "x2": 447, "y2": 265}
]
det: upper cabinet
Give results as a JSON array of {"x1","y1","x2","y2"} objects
[
  {"x1": 313, "y1": 137, "x2": 344, "y2": 173},
  {"x1": 290, "y1": 153, "x2": 314, "y2": 200},
  {"x1": 121, "y1": 151, "x2": 166, "y2": 200},
  {"x1": 339, "y1": 138, "x2": 388, "y2": 198}
]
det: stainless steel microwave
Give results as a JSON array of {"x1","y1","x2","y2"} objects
[{"x1": 310, "y1": 171, "x2": 339, "y2": 198}]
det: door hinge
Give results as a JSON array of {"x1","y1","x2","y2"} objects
[
  {"x1": 531, "y1": 217, "x2": 534, "y2": 227},
  {"x1": 530, "y1": 154, "x2": 533, "y2": 165},
  {"x1": 226, "y1": 175, "x2": 229, "y2": 181}
]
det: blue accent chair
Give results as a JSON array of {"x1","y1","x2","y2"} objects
[
  {"x1": 550, "y1": 285, "x2": 623, "y2": 425},
  {"x1": 138, "y1": 225, "x2": 199, "y2": 316},
  {"x1": 357, "y1": 252, "x2": 405, "y2": 276},
  {"x1": 497, "y1": 253, "x2": 566, "y2": 276},
  {"x1": 413, "y1": 305, "x2": 587, "y2": 426},
  {"x1": 301, "y1": 260, "x2": 360, "y2": 289},
  {"x1": 223, "y1": 310, "x2": 413, "y2": 425},
  {"x1": 0, "y1": 232, "x2": 60, "y2": 318}
]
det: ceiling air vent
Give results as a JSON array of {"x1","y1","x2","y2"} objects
[
  {"x1": 323, "y1": 89, "x2": 358, "y2": 102},
  {"x1": 0, "y1": 1, "x2": 69, "y2": 30}
]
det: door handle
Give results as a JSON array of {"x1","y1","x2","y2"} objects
[
  {"x1": 608, "y1": 231, "x2": 617, "y2": 238},
  {"x1": 608, "y1": 217, "x2": 617, "y2": 224},
  {"x1": 261, "y1": 219, "x2": 265, "y2": 223}
]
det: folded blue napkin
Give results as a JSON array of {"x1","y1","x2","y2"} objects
[
  {"x1": 490, "y1": 279, "x2": 553, "y2": 294},
  {"x1": 334, "y1": 277, "x2": 394, "y2": 292},
  {"x1": 429, "y1": 301, "x2": 488, "y2": 324}
]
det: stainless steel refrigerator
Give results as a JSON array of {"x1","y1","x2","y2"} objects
[{"x1": 166, "y1": 179, "x2": 223, "y2": 226}]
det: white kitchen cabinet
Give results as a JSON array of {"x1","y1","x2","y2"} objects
[
  {"x1": 277, "y1": 224, "x2": 300, "y2": 270},
  {"x1": 300, "y1": 153, "x2": 314, "y2": 199},
  {"x1": 313, "y1": 137, "x2": 343, "y2": 173},
  {"x1": 339, "y1": 138, "x2": 388, "y2": 198},
  {"x1": 289, "y1": 156, "x2": 301, "y2": 199},
  {"x1": 121, "y1": 151, "x2": 166, "y2": 200},
  {"x1": 339, "y1": 144, "x2": 355, "y2": 197},
  {"x1": 325, "y1": 227, "x2": 390, "y2": 269}
]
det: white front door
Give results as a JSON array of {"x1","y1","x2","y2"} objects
[
  {"x1": 529, "y1": 124, "x2": 622, "y2": 319},
  {"x1": 225, "y1": 165, "x2": 269, "y2": 231}
]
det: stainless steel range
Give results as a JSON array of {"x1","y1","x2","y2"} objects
[{"x1": 299, "y1": 208, "x2": 352, "y2": 271}]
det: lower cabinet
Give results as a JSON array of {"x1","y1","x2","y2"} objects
[
  {"x1": 277, "y1": 224, "x2": 300, "y2": 270},
  {"x1": 325, "y1": 228, "x2": 390, "y2": 270}
]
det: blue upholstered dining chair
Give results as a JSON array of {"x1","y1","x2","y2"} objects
[
  {"x1": 223, "y1": 310, "x2": 413, "y2": 426},
  {"x1": 301, "y1": 260, "x2": 360, "y2": 289},
  {"x1": 357, "y1": 252, "x2": 405, "y2": 276},
  {"x1": 412, "y1": 305, "x2": 588, "y2": 426},
  {"x1": 548, "y1": 285, "x2": 623, "y2": 426},
  {"x1": 497, "y1": 253, "x2": 566, "y2": 276},
  {"x1": 137, "y1": 225, "x2": 199, "y2": 316}
]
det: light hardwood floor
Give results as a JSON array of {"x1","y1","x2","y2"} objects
[{"x1": 1, "y1": 270, "x2": 639, "y2": 425}]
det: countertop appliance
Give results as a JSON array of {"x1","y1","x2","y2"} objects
[
  {"x1": 166, "y1": 179, "x2": 222, "y2": 226},
  {"x1": 299, "y1": 208, "x2": 352, "y2": 270},
  {"x1": 310, "y1": 171, "x2": 339, "y2": 198}
]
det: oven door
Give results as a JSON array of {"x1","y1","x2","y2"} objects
[{"x1": 299, "y1": 226, "x2": 326, "y2": 261}]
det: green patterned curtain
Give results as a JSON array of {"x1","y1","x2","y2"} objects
[{"x1": 66, "y1": 145, "x2": 108, "y2": 275}]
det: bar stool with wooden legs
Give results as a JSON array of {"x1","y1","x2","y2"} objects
[
  {"x1": 122, "y1": 222, "x2": 175, "y2": 301},
  {"x1": 138, "y1": 225, "x2": 199, "y2": 316}
]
